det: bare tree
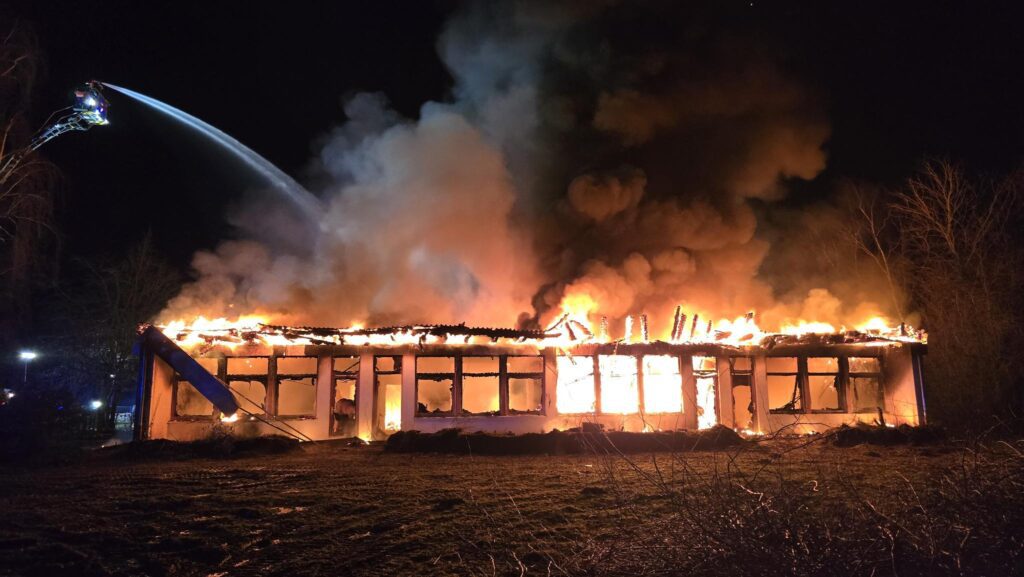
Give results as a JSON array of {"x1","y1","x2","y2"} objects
[
  {"x1": 52, "y1": 234, "x2": 181, "y2": 430},
  {"x1": 846, "y1": 161, "x2": 1024, "y2": 425},
  {"x1": 837, "y1": 183, "x2": 909, "y2": 321},
  {"x1": 0, "y1": 22, "x2": 57, "y2": 333}
]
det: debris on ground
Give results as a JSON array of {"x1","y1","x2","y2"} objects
[
  {"x1": 100, "y1": 434, "x2": 302, "y2": 461},
  {"x1": 385, "y1": 424, "x2": 744, "y2": 454},
  {"x1": 832, "y1": 423, "x2": 947, "y2": 447}
]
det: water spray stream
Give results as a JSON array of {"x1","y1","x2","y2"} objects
[{"x1": 101, "y1": 82, "x2": 320, "y2": 218}]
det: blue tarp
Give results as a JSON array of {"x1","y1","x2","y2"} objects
[{"x1": 138, "y1": 325, "x2": 240, "y2": 416}]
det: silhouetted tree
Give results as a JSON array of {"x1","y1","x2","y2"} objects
[
  {"x1": 0, "y1": 22, "x2": 57, "y2": 336},
  {"x1": 45, "y1": 234, "x2": 181, "y2": 430},
  {"x1": 845, "y1": 161, "x2": 1024, "y2": 426}
]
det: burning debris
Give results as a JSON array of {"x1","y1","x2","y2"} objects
[
  {"x1": 157, "y1": 307, "x2": 922, "y2": 353},
  {"x1": 158, "y1": 317, "x2": 562, "y2": 352}
]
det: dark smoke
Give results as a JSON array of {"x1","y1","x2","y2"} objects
[{"x1": 162, "y1": 1, "x2": 897, "y2": 333}]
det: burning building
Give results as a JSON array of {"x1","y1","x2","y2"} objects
[
  {"x1": 109, "y1": 0, "x2": 941, "y2": 444},
  {"x1": 134, "y1": 312, "x2": 926, "y2": 442}
]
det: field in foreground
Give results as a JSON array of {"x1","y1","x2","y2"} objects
[{"x1": 1, "y1": 435, "x2": 1022, "y2": 576}]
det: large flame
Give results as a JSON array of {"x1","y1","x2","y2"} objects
[
  {"x1": 157, "y1": 298, "x2": 923, "y2": 433},
  {"x1": 158, "y1": 300, "x2": 923, "y2": 352},
  {"x1": 543, "y1": 300, "x2": 924, "y2": 347},
  {"x1": 383, "y1": 386, "x2": 402, "y2": 432}
]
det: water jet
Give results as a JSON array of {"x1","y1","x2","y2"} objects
[{"x1": 101, "y1": 82, "x2": 320, "y2": 218}]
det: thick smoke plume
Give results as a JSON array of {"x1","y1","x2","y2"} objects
[
  {"x1": 164, "y1": 96, "x2": 540, "y2": 326},
  {"x1": 162, "y1": 1, "x2": 900, "y2": 333}
]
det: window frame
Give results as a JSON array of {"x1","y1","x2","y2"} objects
[
  {"x1": 766, "y1": 356, "x2": 802, "y2": 414},
  {"x1": 460, "y1": 355, "x2": 502, "y2": 416},
  {"x1": 597, "y1": 354, "x2": 643, "y2": 415},
  {"x1": 410, "y1": 354, "x2": 547, "y2": 418},
  {"x1": 415, "y1": 355, "x2": 457, "y2": 417},
  {"x1": 728, "y1": 356, "x2": 756, "y2": 429},
  {"x1": 224, "y1": 356, "x2": 271, "y2": 418},
  {"x1": 763, "y1": 355, "x2": 885, "y2": 415},
  {"x1": 273, "y1": 356, "x2": 319, "y2": 420},
  {"x1": 171, "y1": 357, "x2": 223, "y2": 421},
  {"x1": 555, "y1": 354, "x2": 599, "y2": 415},
  {"x1": 640, "y1": 354, "x2": 684, "y2": 415},
  {"x1": 374, "y1": 355, "x2": 403, "y2": 434},
  {"x1": 805, "y1": 357, "x2": 845, "y2": 413},
  {"x1": 847, "y1": 356, "x2": 885, "y2": 414},
  {"x1": 557, "y1": 353, "x2": 694, "y2": 417},
  {"x1": 506, "y1": 355, "x2": 545, "y2": 415},
  {"x1": 690, "y1": 355, "x2": 720, "y2": 427},
  {"x1": 330, "y1": 355, "x2": 360, "y2": 437}
]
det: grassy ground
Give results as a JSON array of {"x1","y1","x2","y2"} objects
[{"x1": 1, "y1": 435, "x2": 1022, "y2": 576}]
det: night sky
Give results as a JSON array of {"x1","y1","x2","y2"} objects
[{"x1": 8, "y1": 0, "x2": 1024, "y2": 271}]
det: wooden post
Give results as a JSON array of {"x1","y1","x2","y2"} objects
[
  {"x1": 499, "y1": 355, "x2": 509, "y2": 416},
  {"x1": 636, "y1": 356, "x2": 646, "y2": 419},
  {"x1": 680, "y1": 355, "x2": 698, "y2": 429},
  {"x1": 544, "y1": 349, "x2": 558, "y2": 417},
  {"x1": 317, "y1": 354, "x2": 333, "y2": 438},
  {"x1": 716, "y1": 357, "x2": 734, "y2": 429},
  {"x1": 670, "y1": 306, "x2": 682, "y2": 343},
  {"x1": 751, "y1": 354, "x2": 770, "y2": 434},
  {"x1": 356, "y1": 355, "x2": 375, "y2": 441},
  {"x1": 266, "y1": 356, "x2": 278, "y2": 417}
]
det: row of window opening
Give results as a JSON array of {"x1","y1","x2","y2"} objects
[
  {"x1": 173, "y1": 353, "x2": 884, "y2": 421},
  {"x1": 412, "y1": 355, "x2": 544, "y2": 417},
  {"x1": 174, "y1": 356, "x2": 324, "y2": 420},
  {"x1": 555, "y1": 354, "x2": 884, "y2": 416}
]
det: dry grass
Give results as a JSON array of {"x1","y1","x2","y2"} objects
[{"x1": 0, "y1": 434, "x2": 1021, "y2": 576}]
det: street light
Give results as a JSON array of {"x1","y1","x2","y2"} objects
[{"x1": 18, "y1": 350, "x2": 37, "y2": 385}]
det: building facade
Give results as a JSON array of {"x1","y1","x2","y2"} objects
[{"x1": 136, "y1": 325, "x2": 927, "y2": 442}]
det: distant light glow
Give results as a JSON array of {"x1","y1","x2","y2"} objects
[
  {"x1": 90, "y1": 400, "x2": 103, "y2": 410},
  {"x1": 18, "y1": 351, "x2": 37, "y2": 361}
]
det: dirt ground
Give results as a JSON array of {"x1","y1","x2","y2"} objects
[{"x1": 1, "y1": 437, "x2": 1021, "y2": 577}]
